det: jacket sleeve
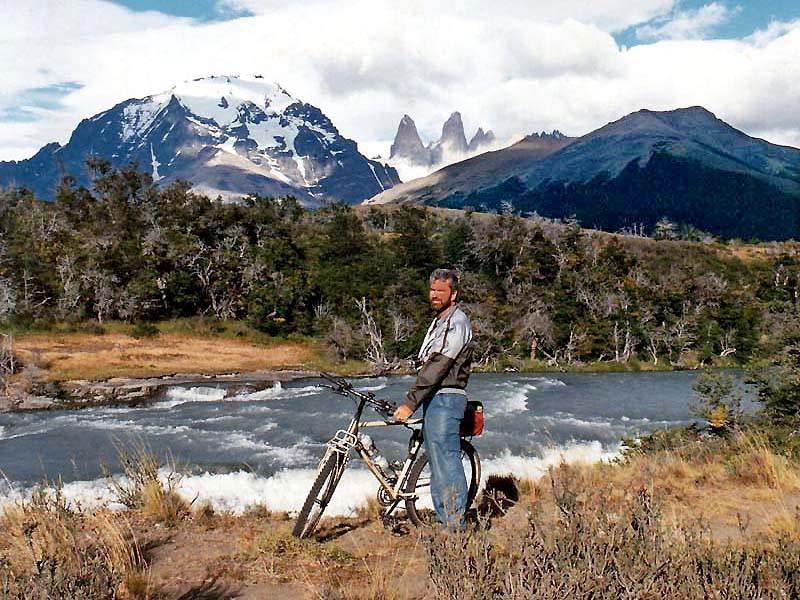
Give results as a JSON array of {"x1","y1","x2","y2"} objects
[{"x1": 403, "y1": 352, "x2": 456, "y2": 412}]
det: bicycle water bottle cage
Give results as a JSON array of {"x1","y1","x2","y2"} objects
[{"x1": 328, "y1": 430, "x2": 358, "y2": 454}]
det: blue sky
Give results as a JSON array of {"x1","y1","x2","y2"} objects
[
  {"x1": 107, "y1": 0, "x2": 251, "y2": 21},
  {"x1": 110, "y1": 0, "x2": 800, "y2": 42},
  {"x1": 2, "y1": 0, "x2": 800, "y2": 166},
  {"x1": 615, "y1": 0, "x2": 800, "y2": 45}
]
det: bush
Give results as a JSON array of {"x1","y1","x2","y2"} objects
[
  {"x1": 691, "y1": 368, "x2": 744, "y2": 433},
  {"x1": 424, "y1": 466, "x2": 800, "y2": 598},
  {"x1": 130, "y1": 322, "x2": 158, "y2": 338}
]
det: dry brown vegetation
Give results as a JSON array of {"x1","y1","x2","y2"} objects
[
  {"x1": 4, "y1": 432, "x2": 800, "y2": 599},
  {"x1": 12, "y1": 331, "x2": 319, "y2": 382}
]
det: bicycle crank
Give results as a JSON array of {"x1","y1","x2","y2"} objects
[{"x1": 377, "y1": 486, "x2": 394, "y2": 506}]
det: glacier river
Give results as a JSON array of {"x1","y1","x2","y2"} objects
[{"x1": 0, "y1": 371, "x2": 725, "y2": 515}]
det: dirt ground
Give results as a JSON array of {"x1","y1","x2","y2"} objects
[{"x1": 126, "y1": 510, "x2": 432, "y2": 600}]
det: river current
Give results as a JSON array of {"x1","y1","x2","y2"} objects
[{"x1": 0, "y1": 372, "x2": 708, "y2": 515}]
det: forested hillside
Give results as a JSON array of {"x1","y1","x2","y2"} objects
[{"x1": 2, "y1": 161, "x2": 799, "y2": 371}]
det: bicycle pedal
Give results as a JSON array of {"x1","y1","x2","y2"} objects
[{"x1": 383, "y1": 520, "x2": 410, "y2": 536}]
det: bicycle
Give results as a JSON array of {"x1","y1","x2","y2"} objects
[{"x1": 292, "y1": 372, "x2": 481, "y2": 539}]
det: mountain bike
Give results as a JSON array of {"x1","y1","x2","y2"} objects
[{"x1": 292, "y1": 372, "x2": 481, "y2": 539}]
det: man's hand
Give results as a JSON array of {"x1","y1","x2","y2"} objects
[{"x1": 393, "y1": 404, "x2": 414, "y2": 421}]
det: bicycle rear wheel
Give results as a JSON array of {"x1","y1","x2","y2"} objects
[
  {"x1": 292, "y1": 451, "x2": 347, "y2": 538},
  {"x1": 404, "y1": 439, "x2": 480, "y2": 527}
]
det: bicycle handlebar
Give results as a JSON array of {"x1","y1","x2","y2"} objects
[{"x1": 319, "y1": 372, "x2": 397, "y2": 418}]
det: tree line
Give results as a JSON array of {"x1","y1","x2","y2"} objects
[{"x1": 2, "y1": 160, "x2": 800, "y2": 372}]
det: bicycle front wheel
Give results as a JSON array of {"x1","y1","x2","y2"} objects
[
  {"x1": 292, "y1": 450, "x2": 347, "y2": 539},
  {"x1": 404, "y1": 439, "x2": 480, "y2": 527}
]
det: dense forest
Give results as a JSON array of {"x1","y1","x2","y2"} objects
[{"x1": 2, "y1": 160, "x2": 800, "y2": 372}]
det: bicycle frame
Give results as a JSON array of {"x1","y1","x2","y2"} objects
[
  {"x1": 325, "y1": 406, "x2": 426, "y2": 519},
  {"x1": 318, "y1": 373, "x2": 428, "y2": 522}
]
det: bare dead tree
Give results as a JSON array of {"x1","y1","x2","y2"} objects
[
  {"x1": 774, "y1": 264, "x2": 790, "y2": 288},
  {"x1": 552, "y1": 242, "x2": 572, "y2": 282},
  {"x1": 694, "y1": 272, "x2": 729, "y2": 308},
  {"x1": 720, "y1": 329, "x2": 737, "y2": 358},
  {"x1": 325, "y1": 316, "x2": 358, "y2": 362},
  {"x1": 56, "y1": 256, "x2": 82, "y2": 319},
  {"x1": 1, "y1": 333, "x2": 17, "y2": 399},
  {"x1": 564, "y1": 324, "x2": 588, "y2": 365},
  {"x1": 621, "y1": 320, "x2": 637, "y2": 362},
  {"x1": 0, "y1": 277, "x2": 16, "y2": 318},
  {"x1": 82, "y1": 268, "x2": 118, "y2": 323},
  {"x1": 668, "y1": 302, "x2": 697, "y2": 364},
  {"x1": 356, "y1": 297, "x2": 391, "y2": 374},
  {"x1": 18, "y1": 269, "x2": 50, "y2": 315},
  {"x1": 642, "y1": 315, "x2": 668, "y2": 366},
  {"x1": 390, "y1": 310, "x2": 414, "y2": 343},
  {"x1": 576, "y1": 284, "x2": 603, "y2": 317},
  {"x1": 313, "y1": 301, "x2": 333, "y2": 322},
  {"x1": 512, "y1": 305, "x2": 554, "y2": 361},
  {"x1": 184, "y1": 238, "x2": 242, "y2": 320}
]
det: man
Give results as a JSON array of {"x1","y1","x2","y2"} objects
[{"x1": 393, "y1": 268, "x2": 474, "y2": 529}]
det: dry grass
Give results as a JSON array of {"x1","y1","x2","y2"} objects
[
  {"x1": 725, "y1": 433, "x2": 800, "y2": 489},
  {"x1": 13, "y1": 331, "x2": 319, "y2": 381},
  {"x1": 510, "y1": 431, "x2": 800, "y2": 544},
  {"x1": 424, "y1": 480, "x2": 800, "y2": 599},
  {"x1": 0, "y1": 486, "x2": 150, "y2": 599},
  {"x1": 106, "y1": 442, "x2": 189, "y2": 527}
]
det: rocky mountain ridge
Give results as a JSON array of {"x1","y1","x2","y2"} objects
[
  {"x1": 0, "y1": 75, "x2": 399, "y2": 205},
  {"x1": 388, "y1": 112, "x2": 495, "y2": 169},
  {"x1": 368, "y1": 107, "x2": 800, "y2": 240}
]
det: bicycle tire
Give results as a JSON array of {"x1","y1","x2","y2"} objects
[
  {"x1": 404, "y1": 439, "x2": 480, "y2": 527},
  {"x1": 292, "y1": 451, "x2": 346, "y2": 538}
]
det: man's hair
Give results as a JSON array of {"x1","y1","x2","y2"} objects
[{"x1": 430, "y1": 268, "x2": 459, "y2": 292}]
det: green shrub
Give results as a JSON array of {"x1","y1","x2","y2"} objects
[{"x1": 130, "y1": 322, "x2": 158, "y2": 338}]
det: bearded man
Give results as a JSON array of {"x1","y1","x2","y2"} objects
[{"x1": 393, "y1": 268, "x2": 474, "y2": 530}]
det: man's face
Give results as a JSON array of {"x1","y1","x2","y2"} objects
[{"x1": 429, "y1": 279, "x2": 457, "y2": 314}]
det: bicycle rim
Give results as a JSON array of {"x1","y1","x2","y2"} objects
[
  {"x1": 404, "y1": 439, "x2": 480, "y2": 527},
  {"x1": 292, "y1": 451, "x2": 346, "y2": 538}
]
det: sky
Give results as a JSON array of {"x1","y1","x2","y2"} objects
[{"x1": 1, "y1": 0, "x2": 799, "y2": 164}]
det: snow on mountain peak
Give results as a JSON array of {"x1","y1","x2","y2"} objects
[
  {"x1": 34, "y1": 74, "x2": 398, "y2": 206},
  {"x1": 169, "y1": 75, "x2": 298, "y2": 127}
]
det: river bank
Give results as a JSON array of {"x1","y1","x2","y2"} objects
[
  {"x1": 3, "y1": 320, "x2": 712, "y2": 412},
  {"x1": 2, "y1": 325, "x2": 341, "y2": 412}
]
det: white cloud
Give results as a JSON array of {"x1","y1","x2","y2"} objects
[
  {"x1": 746, "y1": 18, "x2": 800, "y2": 47},
  {"x1": 635, "y1": 2, "x2": 739, "y2": 41},
  {"x1": 217, "y1": 0, "x2": 680, "y2": 33},
  {"x1": 0, "y1": 0, "x2": 799, "y2": 177}
]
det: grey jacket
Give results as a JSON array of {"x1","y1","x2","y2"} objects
[{"x1": 403, "y1": 305, "x2": 474, "y2": 411}]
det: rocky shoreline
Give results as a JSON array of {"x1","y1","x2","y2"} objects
[{"x1": 0, "y1": 369, "x2": 315, "y2": 413}]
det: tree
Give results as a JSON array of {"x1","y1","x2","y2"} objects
[
  {"x1": 691, "y1": 369, "x2": 743, "y2": 433},
  {"x1": 653, "y1": 217, "x2": 678, "y2": 240}
]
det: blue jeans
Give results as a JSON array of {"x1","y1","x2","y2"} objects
[{"x1": 423, "y1": 392, "x2": 468, "y2": 530}]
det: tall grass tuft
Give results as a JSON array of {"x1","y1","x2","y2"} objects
[
  {"x1": 106, "y1": 441, "x2": 188, "y2": 526},
  {"x1": 0, "y1": 484, "x2": 150, "y2": 599},
  {"x1": 725, "y1": 432, "x2": 800, "y2": 490}
]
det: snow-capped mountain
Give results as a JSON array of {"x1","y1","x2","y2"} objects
[{"x1": 0, "y1": 75, "x2": 400, "y2": 205}]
